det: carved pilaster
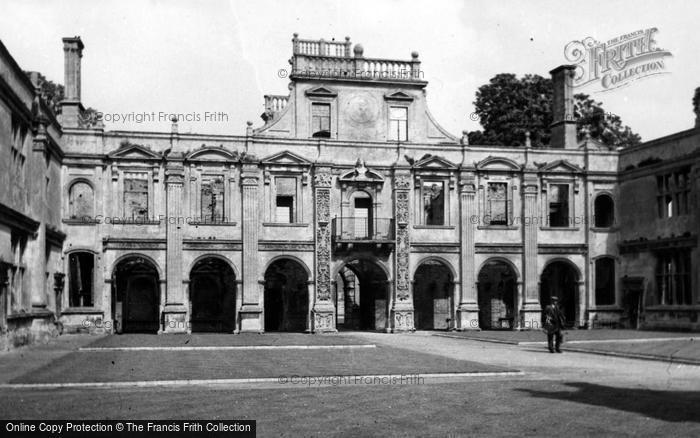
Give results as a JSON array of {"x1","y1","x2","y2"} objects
[
  {"x1": 391, "y1": 170, "x2": 414, "y2": 332},
  {"x1": 162, "y1": 162, "x2": 187, "y2": 333},
  {"x1": 312, "y1": 167, "x2": 336, "y2": 332},
  {"x1": 520, "y1": 171, "x2": 541, "y2": 328},
  {"x1": 239, "y1": 163, "x2": 263, "y2": 332},
  {"x1": 457, "y1": 171, "x2": 479, "y2": 330}
]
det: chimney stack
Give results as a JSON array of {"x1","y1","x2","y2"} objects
[
  {"x1": 60, "y1": 36, "x2": 84, "y2": 127},
  {"x1": 549, "y1": 65, "x2": 577, "y2": 149}
]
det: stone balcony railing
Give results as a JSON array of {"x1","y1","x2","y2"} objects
[
  {"x1": 261, "y1": 94, "x2": 289, "y2": 122},
  {"x1": 289, "y1": 34, "x2": 424, "y2": 82}
]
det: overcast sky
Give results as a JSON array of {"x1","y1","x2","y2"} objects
[{"x1": 2, "y1": 0, "x2": 698, "y2": 141}]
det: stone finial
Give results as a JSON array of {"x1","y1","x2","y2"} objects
[
  {"x1": 171, "y1": 116, "x2": 178, "y2": 134},
  {"x1": 525, "y1": 131, "x2": 532, "y2": 148},
  {"x1": 461, "y1": 130, "x2": 469, "y2": 145},
  {"x1": 353, "y1": 44, "x2": 364, "y2": 58},
  {"x1": 246, "y1": 120, "x2": 254, "y2": 136},
  {"x1": 693, "y1": 86, "x2": 700, "y2": 128},
  {"x1": 411, "y1": 51, "x2": 419, "y2": 60}
]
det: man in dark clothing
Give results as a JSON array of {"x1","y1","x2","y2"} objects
[{"x1": 542, "y1": 296, "x2": 566, "y2": 353}]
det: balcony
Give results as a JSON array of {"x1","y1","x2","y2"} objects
[
  {"x1": 332, "y1": 217, "x2": 394, "y2": 253},
  {"x1": 289, "y1": 34, "x2": 425, "y2": 84}
]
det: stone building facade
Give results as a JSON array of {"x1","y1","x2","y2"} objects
[{"x1": 0, "y1": 34, "x2": 698, "y2": 347}]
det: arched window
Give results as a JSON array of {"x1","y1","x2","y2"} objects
[
  {"x1": 595, "y1": 257, "x2": 616, "y2": 306},
  {"x1": 594, "y1": 194, "x2": 614, "y2": 228},
  {"x1": 69, "y1": 252, "x2": 94, "y2": 307},
  {"x1": 69, "y1": 181, "x2": 94, "y2": 219}
]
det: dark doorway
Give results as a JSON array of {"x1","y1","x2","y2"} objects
[
  {"x1": 113, "y1": 256, "x2": 160, "y2": 333},
  {"x1": 264, "y1": 259, "x2": 309, "y2": 332},
  {"x1": 540, "y1": 261, "x2": 580, "y2": 327},
  {"x1": 353, "y1": 195, "x2": 373, "y2": 239},
  {"x1": 413, "y1": 260, "x2": 453, "y2": 329},
  {"x1": 622, "y1": 277, "x2": 644, "y2": 329},
  {"x1": 477, "y1": 260, "x2": 517, "y2": 329},
  {"x1": 335, "y1": 259, "x2": 388, "y2": 330},
  {"x1": 189, "y1": 257, "x2": 236, "y2": 332}
]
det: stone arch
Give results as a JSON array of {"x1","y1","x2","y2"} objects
[
  {"x1": 540, "y1": 258, "x2": 582, "y2": 327},
  {"x1": 413, "y1": 258, "x2": 454, "y2": 330},
  {"x1": 189, "y1": 256, "x2": 237, "y2": 332},
  {"x1": 187, "y1": 254, "x2": 240, "y2": 279},
  {"x1": 477, "y1": 258, "x2": 519, "y2": 329},
  {"x1": 334, "y1": 257, "x2": 390, "y2": 331},
  {"x1": 263, "y1": 255, "x2": 312, "y2": 280},
  {"x1": 264, "y1": 258, "x2": 310, "y2": 332},
  {"x1": 68, "y1": 179, "x2": 95, "y2": 219},
  {"x1": 594, "y1": 192, "x2": 615, "y2": 228},
  {"x1": 111, "y1": 255, "x2": 161, "y2": 333}
]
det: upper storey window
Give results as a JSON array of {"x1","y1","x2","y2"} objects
[
  {"x1": 68, "y1": 181, "x2": 95, "y2": 219},
  {"x1": 548, "y1": 183, "x2": 570, "y2": 227},
  {"x1": 201, "y1": 176, "x2": 225, "y2": 223},
  {"x1": 123, "y1": 173, "x2": 149, "y2": 220},
  {"x1": 311, "y1": 103, "x2": 331, "y2": 138},
  {"x1": 657, "y1": 168, "x2": 691, "y2": 218},
  {"x1": 423, "y1": 181, "x2": 445, "y2": 225},
  {"x1": 388, "y1": 106, "x2": 408, "y2": 141},
  {"x1": 487, "y1": 182, "x2": 509, "y2": 226}
]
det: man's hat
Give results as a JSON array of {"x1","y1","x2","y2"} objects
[{"x1": 551, "y1": 296, "x2": 559, "y2": 301}]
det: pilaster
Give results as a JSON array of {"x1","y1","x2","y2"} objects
[
  {"x1": 311, "y1": 166, "x2": 336, "y2": 332},
  {"x1": 391, "y1": 170, "x2": 414, "y2": 332},
  {"x1": 239, "y1": 163, "x2": 263, "y2": 332},
  {"x1": 161, "y1": 161, "x2": 187, "y2": 333},
  {"x1": 520, "y1": 171, "x2": 541, "y2": 327},
  {"x1": 457, "y1": 171, "x2": 479, "y2": 330}
]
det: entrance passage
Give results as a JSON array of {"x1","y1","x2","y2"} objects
[
  {"x1": 189, "y1": 257, "x2": 236, "y2": 332},
  {"x1": 264, "y1": 259, "x2": 309, "y2": 332},
  {"x1": 540, "y1": 261, "x2": 579, "y2": 327},
  {"x1": 413, "y1": 260, "x2": 453, "y2": 329},
  {"x1": 113, "y1": 256, "x2": 160, "y2": 333},
  {"x1": 477, "y1": 260, "x2": 517, "y2": 329},
  {"x1": 335, "y1": 259, "x2": 388, "y2": 331}
]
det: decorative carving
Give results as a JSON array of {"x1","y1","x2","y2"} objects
[
  {"x1": 316, "y1": 226, "x2": 331, "y2": 301},
  {"x1": 314, "y1": 312, "x2": 334, "y2": 330},
  {"x1": 316, "y1": 189, "x2": 330, "y2": 224},
  {"x1": 241, "y1": 177, "x2": 258, "y2": 186},
  {"x1": 395, "y1": 227, "x2": 410, "y2": 301},
  {"x1": 394, "y1": 311, "x2": 414, "y2": 330},
  {"x1": 394, "y1": 174, "x2": 411, "y2": 190},
  {"x1": 395, "y1": 191, "x2": 409, "y2": 225},
  {"x1": 313, "y1": 172, "x2": 332, "y2": 188}
]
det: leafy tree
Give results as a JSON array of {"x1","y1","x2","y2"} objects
[{"x1": 468, "y1": 73, "x2": 641, "y2": 149}]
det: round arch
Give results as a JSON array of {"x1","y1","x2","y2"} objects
[
  {"x1": 333, "y1": 256, "x2": 390, "y2": 331},
  {"x1": 412, "y1": 258, "x2": 454, "y2": 330},
  {"x1": 189, "y1": 256, "x2": 237, "y2": 332},
  {"x1": 333, "y1": 255, "x2": 392, "y2": 281},
  {"x1": 112, "y1": 254, "x2": 161, "y2": 333},
  {"x1": 264, "y1": 257, "x2": 310, "y2": 332},
  {"x1": 540, "y1": 257, "x2": 582, "y2": 280},
  {"x1": 262, "y1": 255, "x2": 312, "y2": 281},
  {"x1": 539, "y1": 258, "x2": 582, "y2": 327},
  {"x1": 111, "y1": 253, "x2": 163, "y2": 279},
  {"x1": 412, "y1": 256, "x2": 457, "y2": 280},
  {"x1": 187, "y1": 254, "x2": 240, "y2": 279},
  {"x1": 477, "y1": 258, "x2": 519, "y2": 330}
]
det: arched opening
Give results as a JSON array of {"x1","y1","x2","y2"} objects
[
  {"x1": 189, "y1": 257, "x2": 236, "y2": 332},
  {"x1": 477, "y1": 260, "x2": 517, "y2": 329},
  {"x1": 540, "y1": 261, "x2": 580, "y2": 327},
  {"x1": 413, "y1": 260, "x2": 453, "y2": 330},
  {"x1": 594, "y1": 194, "x2": 614, "y2": 228},
  {"x1": 264, "y1": 258, "x2": 309, "y2": 332},
  {"x1": 351, "y1": 191, "x2": 373, "y2": 239},
  {"x1": 68, "y1": 181, "x2": 94, "y2": 219},
  {"x1": 335, "y1": 258, "x2": 388, "y2": 330},
  {"x1": 68, "y1": 251, "x2": 95, "y2": 307},
  {"x1": 113, "y1": 256, "x2": 160, "y2": 333}
]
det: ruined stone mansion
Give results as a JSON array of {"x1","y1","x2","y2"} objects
[{"x1": 0, "y1": 34, "x2": 698, "y2": 347}]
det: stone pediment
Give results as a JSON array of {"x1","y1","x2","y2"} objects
[
  {"x1": 413, "y1": 155, "x2": 457, "y2": 169},
  {"x1": 536, "y1": 159, "x2": 584, "y2": 173},
  {"x1": 384, "y1": 90, "x2": 415, "y2": 101},
  {"x1": 339, "y1": 160, "x2": 385, "y2": 184},
  {"x1": 475, "y1": 156, "x2": 522, "y2": 171},
  {"x1": 305, "y1": 86, "x2": 337, "y2": 97},
  {"x1": 185, "y1": 145, "x2": 238, "y2": 161},
  {"x1": 261, "y1": 150, "x2": 312, "y2": 166},
  {"x1": 108, "y1": 142, "x2": 161, "y2": 160}
]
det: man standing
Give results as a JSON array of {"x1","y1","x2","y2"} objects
[{"x1": 542, "y1": 296, "x2": 566, "y2": 353}]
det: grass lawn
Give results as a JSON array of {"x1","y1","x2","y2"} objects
[
  {"x1": 438, "y1": 329, "x2": 697, "y2": 344},
  {"x1": 566, "y1": 339, "x2": 700, "y2": 364},
  {"x1": 11, "y1": 345, "x2": 513, "y2": 384},
  {"x1": 87, "y1": 332, "x2": 372, "y2": 348}
]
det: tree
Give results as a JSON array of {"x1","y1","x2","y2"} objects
[{"x1": 468, "y1": 73, "x2": 641, "y2": 149}]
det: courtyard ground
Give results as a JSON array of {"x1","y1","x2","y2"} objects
[{"x1": 0, "y1": 330, "x2": 699, "y2": 437}]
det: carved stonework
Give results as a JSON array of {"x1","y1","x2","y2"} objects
[
  {"x1": 393, "y1": 311, "x2": 414, "y2": 330},
  {"x1": 314, "y1": 172, "x2": 332, "y2": 188},
  {"x1": 316, "y1": 226, "x2": 332, "y2": 301},
  {"x1": 316, "y1": 189, "x2": 331, "y2": 224},
  {"x1": 241, "y1": 177, "x2": 258, "y2": 186},
  {"x1": 394, "y1": 174, "x2": 411, "y2": 190},
  {"x1": 314, "y1": 312, "x2": 334, "y2": 330},
  {"x1": 395, "y1": 191, "x2": 409, "y2": 225},
  {"x1": 395, "y1": 227, "x2": 410, "y2": 300}
]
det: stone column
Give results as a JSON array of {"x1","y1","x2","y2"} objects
[
  {"x1": 29, "y1": 116, "x2": 48, "y2": 312},
  {"x1": 391, "y1": 170, "x2": 414, "y2": 332},
  {"x1": 239, "y1": 163, "x2": 263, "y2": 332},
  {"x1": 520, "y1": 172, "x2": 541, "y2": 327},
  {"x1": 457, "y1": 171, "x2": 479, "y2": 330},
  {"x1": 311, "y1": 167, "x2": 336, "y2": 332},
  {"x1": 161, "y1": 161, "x2": 187, "y2": 333}
]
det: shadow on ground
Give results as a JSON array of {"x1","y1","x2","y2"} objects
[{"x1": 517, "y1": 382, "x2": 700, "y2": 423}]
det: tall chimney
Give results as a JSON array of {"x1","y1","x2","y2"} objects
[
  {"x1": 61, "y1": 36, "x2": 84, "y2": 127},
  {"x1": 549, "y1": 65, "x2": 577, "y2": 149}
]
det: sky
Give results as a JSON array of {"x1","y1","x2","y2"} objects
[{"x1": 1, "y1": 0, "x2": 698, "y2": 141}]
